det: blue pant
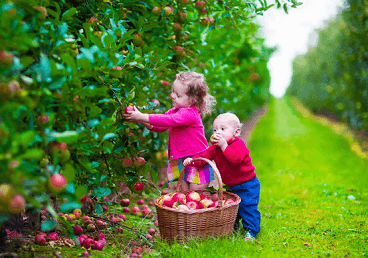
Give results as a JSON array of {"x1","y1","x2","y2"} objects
[{"x1": 230, "y1": 177, "x2": 261, "y2": 238}]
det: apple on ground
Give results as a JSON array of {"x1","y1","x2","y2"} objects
[
  {"x1": 186, "y1": 201, "x2": 199, "y2": 210},
  {"x1": 81, "y1": 215, "x2": 90, "y2": 222},
  {"x1": 148, "y1": 228, "x2": 156, "y2": 236},
  {"x1": 186, "y1": 191, "x2": 200, "y2": 203},
  {"x1": 34, "y1": 234, "x2": 46, "y2": 245},
  {"x1": 74, "y1": 225, "x2": 83, "y2": 235},
  {"x1": 142, "y1": 208, "x2": 153, "y2": 218},
  {"x1": 140, "y1": 204, "x2": 149, "y2": 210},
  {"x1": 117, "y1": 227, "x2": 123, "y2": 233},
  {"x1": 122, "y1": 207, "x2": 130, "y2": 213},
  {"x1": 47, "y1": 232, "x2": 58, "y2": 241},
  {"x1": 131, "y1": 206, "x2": 140, "y2": 214},
  {"x1": 120, "y1": 198, "x2": 130, "y2": 207},
  {"x1": 87, "y1": 224, "x2": 96, "y2": 231},
  {"x1": 96, "y1": 219, "x2": 107, "y2": 229},
  {"x1": 137, "y1": 199, "x2": 144, "y2": 205},
  {"x1": 118, "y1": 214, "x2": 126, "y2": 220}
]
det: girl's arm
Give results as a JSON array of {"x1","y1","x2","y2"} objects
[{"x1": 141, "y1": 122, "x2": 168, "y2": 133}]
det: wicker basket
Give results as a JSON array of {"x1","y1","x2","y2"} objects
[{"x1": 154, "y1": 157, "x2": 241, "y2": 243}]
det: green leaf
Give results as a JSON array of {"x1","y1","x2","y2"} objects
[
  {"x1": 46, "y1": 205, "x2": 58, "y2": 218},
  {"x1": 95, "y1": 204, "x2": 103, "y2": 215},
  {"x1": 75, "y1": 185, "x2": 88, "y2": 200},
  {"x1": 62, "y1": 7, "x2": 77, "y2": 21},
  {"x1": 41, "y1": 220, "x2": 57, "y2": 231},
  {"x1": 64, "y1": 163, "x2": 75, "y2": 183},
  {"x1": 283, "y1": 3, "x2": 288, "y2": 14},
  {"x1": 60, "y1": 201, "x2": 81, "y2": 213},
  {"x1": 92, "y1": 187, "x2": 111, "y2": 197},
  {"x1": 61, "y1": 54, "x2": 77, "y2": 75},
  {"x1": 19, "y1": 131, "x2": 35, "y2": 149},
  {"x1": 87, "y1": 119, "x2": 100, "y2": 128},
  {"x1": 49, "y1": 131, "x2": 79, "y2": 144},
  {"x1": 40, "y1": 54, "x2": 51, "y2": 82},
  {"x1": 104, "y1": 34, "x2": 113, "y2": 48},
  {"x1": 0, "y1": 213, "x2": 9, "y2": 223},
  {"x1": 102, "y1": 133, "x2": 117, "y2": 140},
  {"x1": 19, "y1": 149, "x2": 43, "y2": 160}
]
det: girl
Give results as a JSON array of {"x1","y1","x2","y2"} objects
[{"x1": 123, "y1": 72, "x2": 216, "y2": 190}]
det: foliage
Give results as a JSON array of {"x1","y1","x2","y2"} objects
[
  {"x1": 287, "y1": 0, "x2": 368, "y2": 131},
  {"x1": 0, "y1": 0, "x2": 295, "y2": 226}
]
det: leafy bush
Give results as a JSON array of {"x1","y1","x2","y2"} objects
[{"x1": 287, "y1": 0, "x2": 368, "y2": 130}]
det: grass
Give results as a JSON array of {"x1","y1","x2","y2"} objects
[{"x1": 149, "y1": 97, "x2": 368, "y2": 258}]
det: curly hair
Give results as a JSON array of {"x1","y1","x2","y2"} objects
[{"x1": 175, "y1": 72, "x2": 216, "y2": 117}]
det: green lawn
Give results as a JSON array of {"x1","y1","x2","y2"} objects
[{"x1": 150, "y1": 97, "x2": 368, "y2": 258}]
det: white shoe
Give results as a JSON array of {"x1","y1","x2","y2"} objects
[{"x1": 244, "y1": 232, "x2": 255, "y2": 241}]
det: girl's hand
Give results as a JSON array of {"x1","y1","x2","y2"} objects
[
  {"x1": 122, "y1": 106, "x2": 149, "y2": 123},
  {"x1": 183, "y1": 158, "x2": 193, "y2": 166}
]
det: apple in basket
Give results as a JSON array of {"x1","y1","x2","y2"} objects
[
  {"x1": 223, "y1": 199, "x2": 235, "y2": 205},
  {"x1": 186, "y1": 191, "x2": 200, "y2": 203},
  {"x1": 186, "y1": 201, "x2": 199, "y2": 210},
  {"x1": 200, "y1": 194, "x2": 209, "y2": 200},
  {"x1": 162, "y1": 195, "x2": 174, "y2": 208},
  {"x1": 172, "y1": 192, "x2": 186, "y2": 205},
  {"x1": 177, "y1": 204, "x2": 189, "y2": 211},
  {"x1": 200, "y1": 198, "x2": 215, "y2": 209}
]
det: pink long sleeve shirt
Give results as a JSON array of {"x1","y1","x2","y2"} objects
[
  {"x1": 148, "y1": 106, "x2": 209, "y2": 160},
  {"x1": 191, "y1": 138, "x2": 256, "y2": 186}
]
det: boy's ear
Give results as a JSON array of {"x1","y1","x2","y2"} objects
[{"x1": 234, "y1": 128, "x2": 241, "y2": 137}]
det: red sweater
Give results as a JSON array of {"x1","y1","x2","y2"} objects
[{"x1": 193, "y1": 138, "x2": 256, "y2": 186}]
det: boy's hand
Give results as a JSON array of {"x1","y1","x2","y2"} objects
[
  {"x1": 123, "y1": 106, "x2": 149, "y2": 123},
  {"x1": 183, "y1": 158, "x2": 193, "y2": 166},
  {"x1": 211, "y1": 134, "x2": 228, "y2": 152}
]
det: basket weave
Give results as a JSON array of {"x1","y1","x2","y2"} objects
[{"x1": 154, "y1": 157, "x2": 241, "y2": 243}]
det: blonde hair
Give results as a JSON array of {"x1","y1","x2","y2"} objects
[
  {"x1": 215, "y1": 113, "x2": 243, "y2": 130},
  {"x1": 175, "y1": 72, "x2": 216, "y2": 117}
]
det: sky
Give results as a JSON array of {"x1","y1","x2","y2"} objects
[{"x1": 256, "y1": 0, "x2": 346, "y2": 98}]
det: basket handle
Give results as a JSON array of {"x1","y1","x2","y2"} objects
[{"x1": 177, "y1": 157, "x2": 224, "y2": 207}]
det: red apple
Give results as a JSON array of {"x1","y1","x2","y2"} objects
[
  {"x1": 134, "y1": 182, "x2": 144, "y2": 192},
  {"x1": 96, "y1": 219, "x2": 107, "y2": 229},
  {"x1": 83, "y1": 238, "x2": 94, "y2": 248},
  {"x1": 162, "y1": 195, "x2": 174, "y2": 208},
  {"x1": 161, "y1": 189, "x2": 169, "y2": 195},
  {"x1": 0, "y1": 50, "x2": 13, "y2": 69},
  {"x1": 195, "y1": 1, "x2": 206, "y2": 11},
  {"x1": 86, "y1": 198, "x2": 93, "y2": 205},
  {"x1": 131, "y1": 206, "x2": 140, "y2": 214},
  {"x1": 211, "y1": 193, "x2": 218, "y2": 202},
  {"x1": 118, "y1": 214, "x2": 126, "y2": 220},
  {"x1": 145, "y1": 234, "x2": 153, "y2": 240},
  {"x1": 137, "y1": 199, "x2": 144, "y2": 205},
  {"x1": 8, "y1": 194, "x2": 25, "y2": 214},
  {"x1": 87, "y1": 224, "x2": 96, "y2": 231},
  {"x1": 175, "y1": 193, "x2": 186, "y2": 204},
  {"x1": 80, "y1": 195, "x2": 87, "y2": 203},
  {"x1": 34, "y1": 234, "x2": 46, "y2": 245},
  {"x1": 124, "y1": 105, "x2": 135, "y2": 114},
  {"x1": 158, "y1": 181, "x2": 165, "y2": 187},
  {"x1": 163, "y1": 6, "x2": 172, "y2": 16},
  {"x1": 102, "y1": 205, "x2": 108, "y2": 212},
  {"x1": 120, "y1": 198, "x2": 130, "y2": 207},
  {"x1": 121, "y1": 157, "x2": 133, "y2": 167},
  {"x1": 81, "y1": 215, "x2": 90, "y2": 222},
  {"x1": 142, "y1": 208, "x2": 153, "y2": 218},
  {"x1": 82, "y1": 250, "x2": 89, "y2": 257},
  {"x1": 186, "y1": 191, "x2": 200, "y2": 203},
  {"x1": 134, "y1": 157, "x2": 145, "y2": 167},
  {"x1": 177, "y1": 204, "x2": 189, "y2": 211},
  {"x1": 152, "y1": 6, "x2": 161, "y2": 16},
  {"x1": 122, "y1": 207, "x2": 130, "y2": 213},
  {"x1": 74, "y1": 225, "x2": 83, "y2": 235},
  {"x1": 200, "y1": 194, "x2": 209, "y2": 200},
  {"x1": 117, "y1": 227, "x2": 123, "y2": 233},
  {"x1": 186, "y1": 201, "x2": 199, "y2": 210},
  {"x1": 148, "y1": 228, "x2": 156, "y2": 236},
  {"x1": 73, "y1": 211, "x2": 80, "y2": 219},
  {"x1": 47, "y1": 232, "x2": 58, "y2": 241},
  {"x1": 48, "y1": 174, "x2": 67, "y2": 194},
  {"x1": 200, "y1": 198, "x2": 214, "y2": 209},
  {"x1": 132, "y1": 246, "x2": 143, "y2": 254},
  {"x1": 161, "y1": 80, "x2": 170, "y2": 87}
]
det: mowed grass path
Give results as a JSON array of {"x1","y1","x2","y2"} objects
[{"x1": 153, "y1": 97, "x2": 368, "y2": 258}]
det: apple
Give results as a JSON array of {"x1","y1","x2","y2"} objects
[
  {"x1": 8, "y1": 194, "x2": 25, "y2": 214},
  {"x1": 86, "y1": 198, "x2": 94, "y2": 205},
  {"x1": 161, "y1": 80, "x2": 170, "y2": 87},
  {"x1": 172, "y1": 23, "x2": 182, "y2": 34},
  {"x1": 132, "y1": 246, "x2": 143, "y2": 254},
  {"x1": 161, "y1": 195, "x2": 174, "y2": 208},
  {"x1": 177, "y1": 204, "x2": 189, "y2": 211},
  {"x1": 33, "y1": 5, "x2": 47, "y2": 20},
  {"x1": 34, "y1": 234, "x2": 46, "y2": 245},
  {"x1": 131, "y1": 206, "x2": 140, "y2": 214},
  {"x1": 74, "y1": 225, "x2": 83, "y2": 235},
  {"x1": 195, "y1": 1, "x2": 206, "y2": 11},
  {"x1": 120, "y1": 198, "x2": 130, "y2": 207},
  {"x1": 224, "y1": 199, "x2": 235, "y2": 205},
  {"x1": 47, "y1": 232, "x2": 58, "y2": 241},
  {"x1": 142, "y1": 208, "x2": 153, "y2": 218},
  {"x1": 186, "y1": 201, "x2": 199, "y2": 210},
  {"x1": 49, "y1": 142, "x2": 70, "y2": 164},
  {"x1": 122, "y1": 207, "x2": 130, "y2": 213},
  {"x1": 87, "y1": 16, "x2": 97, "y2": 26},
  {"x1": 124, "y1": 105, "x2": 135, "y2": 114},
  {"x1": 145, "y1": 234, "x2": 153, "y2": 240},
  {"x1": 121, "y1": 157, "x2": 133, "y2": 167},
  {"x1": 48, "y1": 174, "x2": 67, "y2": 194},
  {"x1": 117, "y1": 227, "x2": 123, "y2": 233},
  {"x1": 0, "y1": 50, "x2": 13, "y2": 69},
  {"x1": 97, "y1": 232, "x2": 105, "y2": 240},
  {"x1": 96, "y1": 219, "x2": 107, "y2": 229},
  {"x1": 80, "y1": 195, "x2": 87, "y2": 203},
  {"x1": 87, "y1": 224, "x2": 96, "y2": 231},
  {"x1": 163, "y1": 6, "x2": 172, "y2": 16},
  {"x1": 134, "y1": 182, "x2": 144, "y2": 192},
  {"x1": 200, "y1": 198, "x2": 214, "y2": 209},
  {"x1": 186, "y1": 191, "x2": 200, "y2": 203},
  {"x1": 210, "y1": 134, "x2": 216, "y2": 144},
  {"x1": 161, "y1": 189, "x2": 169, "y2": 195},
  {"x1": 200, "y1": 194, "x2": 209, "y2": 200},
  {"x1": 102, "y1": 205, "x2": 108, "y2": 212},
  {"x1": 83, "y1": 238, "x2": 94, "y2": 248},
  {"x1": 137, "y1": 199, "x2": 144, "y2": 205},
  {"x1": 82, "y1": 250, "x2": 89, "y2": 257},
  {"x1": 152, "y1": 6, "x2": 161, "y2": 16},
  {"x1": 132, "y1": 34, "x2": 143, "y2": 47},
  {"x1": 84, "y1": 219, "x2": 93, "y2": 225},
  {"x1": 0, "y1": 183, "x2": 14, "y2": 203},
  {"x1": 110, "y1": 216, "x2": 123, "y2": 223},
  {"x1": 134, "y1": 157, "x2": 146, "y2": 167},
  {"x1": 141, "y1": 204, "x2": 149, "y2": 210},
  {"x1": 211, "y1": 193, "x2": 218, "y2": 202},
  {"x1": 81, "y1": 215, "x2": 90, "y2": 222},
  {"x1": 150, "y1": 99, "x2": 160, "y2": 107},
  {"x1": 148, "y1": 228, "x2": 156, "y2": 236},
  {"x1": 174, "y1": 193, "x2": 186, "y2": 204},
  {"x1": 158, "y1": 181, "x2": 165, "y2": 187},
  {"x1": 118, "y1": 214, "x2": 126, "y2": 221},
  {"x1": 93, "y1": 240, "x2": 105, "y2": 250}
]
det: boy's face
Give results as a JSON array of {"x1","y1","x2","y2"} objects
[
  {"x1": 213, "y1": 116, "x2": 241, "y2": 142},
  {"x1": 170, "y1": 80, "x2": 192, "y2": 109}
]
